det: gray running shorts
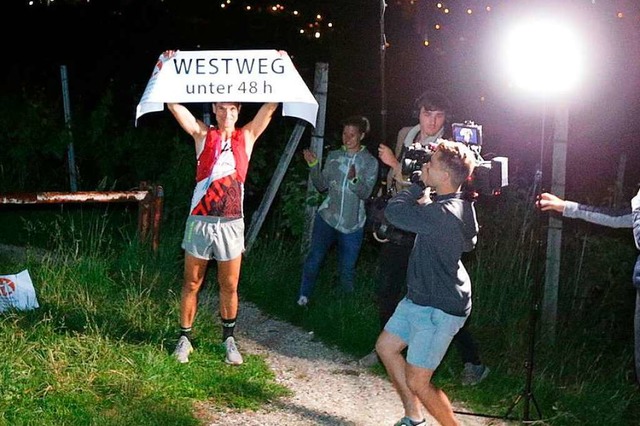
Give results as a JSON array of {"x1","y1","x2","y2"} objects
[{"x1": 181, "y1": 216, "x2": 245, "y2": 261}]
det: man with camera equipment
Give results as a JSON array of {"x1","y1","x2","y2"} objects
[
  {"x1": 361, "y1": 90, "x2": 489, "y2": 387},
  {"x1": 538, "y1": 190, "x2": 640, "y2": 386},
  {"x1": 375, "y1": 140, "x2": 478, "y2": 426}
]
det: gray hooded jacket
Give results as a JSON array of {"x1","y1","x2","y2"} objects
[{"x1": 310, "y1": 146, "x2": 379, "y2": 234}]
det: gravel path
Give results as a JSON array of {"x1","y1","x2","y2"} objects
[
  {"x1": 197, "y1": 298, "x2": 517, "y2": 426},
  {"x1": 0, "y1": 245, "x2": 515, "y2": 425}
]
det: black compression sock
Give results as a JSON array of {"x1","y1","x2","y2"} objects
[
  {"x1": 179, "y1": 327, "x2": 192, "y2": 341},
  {"x1": 222, "y1": 317, "x2": 237, "y2": 341}
]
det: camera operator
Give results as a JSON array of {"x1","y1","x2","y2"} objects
[
  {"x1": 361, "y1": 90, "x2": 489, "y2": 387},
  {"x1": 376, "y1": 140, "x2": 478, "y2": 426},
  {"x1": 538, "y1": 190, "x2": 640, "y2": 386}
]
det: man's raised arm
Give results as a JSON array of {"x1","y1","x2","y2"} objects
[
  {"x1": 166, "y1": 103, "x2": 208, "y2": 143},
  {"x1": 243, "y1": 103, "x2": 279, "y2": 148}
]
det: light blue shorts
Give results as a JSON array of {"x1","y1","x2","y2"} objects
[
  {"x1": 384, "y1": 297, "x2": 467, "y2": 370},
  {"x1": 181, "y1": 216, "x2": 245, "y2": 261}
]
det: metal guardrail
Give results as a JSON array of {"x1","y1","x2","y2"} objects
[{"x1": 0, "y1": 182, "x2": 164, "y2": 252}]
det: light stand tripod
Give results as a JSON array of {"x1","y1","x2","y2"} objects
[
  {"x1": 503, "y1": 166, "x2": 544, "y2": 422},
  {"x1": 455, "y1": 174, "x2": 545, "y2": 423},
  {"x1": 456, "y1": 110, "x2": 549, "y2": 423},
  {"x1": 503, "y1": 104, "x2": 554, "y2": 422}
]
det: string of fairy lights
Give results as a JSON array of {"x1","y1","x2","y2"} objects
[
  {"x1": 25, "y1": 0, "x2": 634, "y2": 45},
  {"x1": 218, "y1": 1, "x2": 333, "y2": 40},
  {"x1": 392, "y1": 0, "x2": 632, "y2": 48},
  {"x1": 25, "y1": 0, "x2": 334, "y2": 41}
]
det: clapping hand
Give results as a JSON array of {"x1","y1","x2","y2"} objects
[
  {"x1": 348, "y1": 165, "x2": 356, "y2": 180},
  {"x1": 303, "y1": 149, "x2": 317, "y2": 166}
]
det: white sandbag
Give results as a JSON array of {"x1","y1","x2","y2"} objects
[{"x1": 0, "y1": 269, "x2": 39, "y2": 312}]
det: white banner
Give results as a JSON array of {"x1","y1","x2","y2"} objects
[
  {"x1": 135, "y1": 50, "x2": 319, "y2": 126},
  {"x1": 0, "y1": 269, "x2": 39, "y2": 312}
]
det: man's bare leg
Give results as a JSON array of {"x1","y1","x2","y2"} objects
[
  {"x1": 173, "y1": 253, "x2": 208, "y2": 363},
  {"x1": 407, "y1": 364, "x2": 460, "y2": 426},
  {"x1": 180, "y1": 253, "x2": 209, "y2": 327},
  {"x1": 217, "y1": 255, "x2": 242, "y2": 320},
  {"x1": 376, "y1": 330, "x2": 424, "y2": 421},
  {"x1": 217, "y1": 255, "x2": 243, "y2": 364}
]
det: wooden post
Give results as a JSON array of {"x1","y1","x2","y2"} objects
[
  {"x1": 302, "y1": 63, "x2": 329, "y2": 255},
  {"x1": 245, "y1": 62, "x2": 329, "y2": 254},
  {"x1": 542, "y1": 103, "x2": 568, "y2": 343},
  {"x1": 151, "y1": 185, "x2": 164, "y2": 252},
  {"x1": 245, "y1": 122, "x2": 308, "y2": 253},
  {"x1": 137, "y1": 181, "x2": 151, "y2": 243},
  {"x1": 60, "y1": 65, "x2": 78, "y2": 192}
]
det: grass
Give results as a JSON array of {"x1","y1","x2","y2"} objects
[
  {"x1": 240, "y1": 190, "x2": 640, "y2": 426},
  {"x1": 1, "y1": 190, "x2": 640, "y2": 425},
  {"x1": 0, "y1": 205, "x2": 289, "y2": 426}
]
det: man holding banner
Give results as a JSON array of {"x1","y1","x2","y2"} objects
[{"x1": 161, "y1": 50, "x2": 278, "y2": 365}]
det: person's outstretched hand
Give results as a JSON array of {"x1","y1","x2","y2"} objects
[
  {"x1": 537, "y1": 192, "x2": 566, "y2": 213},
  {"x1": 378, "y1": 144, "x2": 398, "y2": 169},
  {"x1": 162, "y1": 50, "x2": 178, "y2": 60},
  {"x1": 303, "y1": 149, "x2": 317, "y2": 166}
]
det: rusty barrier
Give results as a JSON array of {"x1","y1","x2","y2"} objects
[{"x1": 0, "y1": 182, "x2": 164, "y2": 252}]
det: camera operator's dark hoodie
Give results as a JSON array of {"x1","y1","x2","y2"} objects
[{"x1": 385, "y1": 183, "x2": 479, "y2": 317}]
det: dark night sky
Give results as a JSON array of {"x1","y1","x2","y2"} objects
[{"x1": 3, "y1": 0, "x2": 640, "y2": 201}]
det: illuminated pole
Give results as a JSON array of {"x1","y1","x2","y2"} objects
[
  {"x1": 544, "y1": 103, "x2": 568, "y2": 340},
  {"x1": 502, "y1": 17, "x2": 585, "y2": 342},
  {"x1": 500, "y1": 17, "x2": 584, "y2": 420}
]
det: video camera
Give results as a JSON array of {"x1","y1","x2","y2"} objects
[
  {"x1": 398, "y1": 120, "x2": 509, "y2": 197},
  {"x1": 452, "y1": 121, "x2": 508, "y2": 197},
  {"x1": 400, "y1": 141, "x2": 437, "y2": 177}
]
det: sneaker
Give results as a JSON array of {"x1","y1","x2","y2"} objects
[
  {"x1": 173, "y1": 335, "x2": 193, "y2": 364},
  {"x1": 461, "y1": 362, "x2": 490, "y2": 386},
  {"x1": 359, "y1": 349, "x2": 380, "y2": 368},
  {"x1": 297, "y1": 296, "x2": 308, "y2": 307},
  {"x1": 224, "y1": 336, "x2": 243, "y2": 365},
  {"x1": 394, "y1": 416, "x2": 425, "y2": 426}
]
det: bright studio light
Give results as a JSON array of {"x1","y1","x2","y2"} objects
[{"x1": 502, "y1": 18, "x2": 585, "y2": 96}]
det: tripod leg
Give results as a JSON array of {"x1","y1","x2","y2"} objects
[
  {"x1": 503, "y1": 393, "x2": 522, "y2": 419},
  {"x1": 530, "y1": 392, "x2": 543, "y2": 419}
]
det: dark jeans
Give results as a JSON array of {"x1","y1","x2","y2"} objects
[
  {"x1": 376, "y1": 242, "x2": 411, "y2": 329},
  {"x1": 375, "y1": 241, "x2": 482, "y2": 365},
  {"x1": 298, "y1": 213, "x2": 364, "y2": 299}
]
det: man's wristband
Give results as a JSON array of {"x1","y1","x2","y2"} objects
[{"x1": 307, "y1": 158, "x2": 319, "y2": 168}]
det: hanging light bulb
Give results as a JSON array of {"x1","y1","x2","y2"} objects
[{"x1": 423, "y1": 32, "x2": 430, "y2": 46}]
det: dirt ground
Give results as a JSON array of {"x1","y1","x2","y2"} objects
[{"x1": 196, "y1": 297, "x2": 520, "y2": 426}]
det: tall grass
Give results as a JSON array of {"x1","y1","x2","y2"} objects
[
  {"x1": 2, "y1": 185, "x2": 640, "y2": 425},
  {"x1": 0, "y1": 206, "x2": 289, "y2": 426},
  {"x1": 241, "y1": 187, "x2": 640, "y2": 426}
]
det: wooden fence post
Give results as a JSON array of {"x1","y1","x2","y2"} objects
[
  {"x1": 151, "y1": 185, "x2": 164, "y2": 252},
  {"x1": 302, "y1": 63, "x2": 329, "y2": 255},
  {"x1": 244, "y1": 62, "x2": 329, "y2": 254}
]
